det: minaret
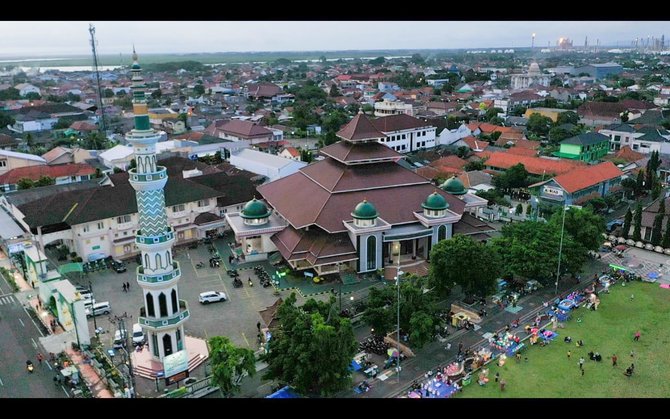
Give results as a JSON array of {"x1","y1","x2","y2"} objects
[{"x1": 127, "y1": 49, "x2": 188, "y2": 361}]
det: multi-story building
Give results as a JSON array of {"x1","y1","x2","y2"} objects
[
  {"x1": 371, "y1": 114, "x2": 437, "y2": 153},
  {"x1": 0, "y1": 163, "x2": 96, "y2": 193},
  {"x1": 510, "y1": 62, "x2": 550, "y2": 90},
  {"x1": 374, "y1": 99, "x2": 414, "y2": 117},
  {"x1": 0, "y1": 149, "x2": 46, "y2": 176},
  {"x1": 599, "y1": 123, "x2": 670, "y2": 154},
  {"x1": 554, "y1": 133, "x2": 610, "y2": 162}
]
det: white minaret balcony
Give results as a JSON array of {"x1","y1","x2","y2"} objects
[{"x1": 128, "y1": 166, "x2": 168, "y2": 191}]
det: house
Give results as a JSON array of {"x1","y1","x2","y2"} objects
[
  {"x1": 484, "y1": 152, "x2": 582, "y2": 176},
  {"x1": 371, "y1": 114, "x2": 437, "y2": 153},
  {"x1": 374, "y1": 99, "x2": 414, "y2": 117},
  {"x1": 69, "y1": 121, "x2": 98, "y2": 133},
  {"x1": 229, "y1": 148, "x2": 307, "y2": 182},
  {"x1": 0, "y1": 134, "x2": 19, "y2": 150},
  {"x1": 508, "y1": 91, "x2": 543, "y2": 108},
  {"x1": 426, "y1": 101, "x2": 460, "y2": 116},
  {"x1": 41, "y1": 147, "x2": 93, "y2": 166},
  {"x1": 637, "y1": 197, "x2": 670, "y2": 242},
  {"x1": 163, "y1": 119, "x2": 186, "y2": 135},
  {"x1": 9, "y1": 103, "x2": 87, "y2": 133},
  {"x1": 0, "y1": 163, "x2": 96, "y2": 193},
  {"x1": 217, "y1": 120, "x2": 274, "y2": 144},
  {"x1": 246, "y1": 82, "x2": 283, "y2": 100},
  {"x1": 279, "y1": 147, "x2": 301, "y2": 161},
  {"x1": 577, "y1": 102, "x2": 626, "y2": 126},
  {"x1": 599, "y1": 123, "x2": 670, "y2": 154},
  {"x1": 0, "y1": 149, "x2": 46, "y2": 176},
  {"x1": 554, "y1": 132, "x2": 610, "y2": 162},
  {"x1": 437, "y1": 124, "x2": 472, "y2": 146},
  {"x1": 458, "y1": 170, "x2": 494, "y2": 193},
  {"x1": 524, "y1": 107, "x2": 568, "y2": 123},
  {"x1": 14, "y1": 83, "x2": 41, "y2": 97},
  {"x1": 529, "y1": 161, "x2": 623, "y2": 209},
  {"x1": 98, "y1": 144, "x2": 134, "y2": 171}
]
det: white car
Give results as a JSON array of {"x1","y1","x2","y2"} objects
[
  {"x1": 198, "y1": 291, "x2": 227, "y2": 304},
  {"x1": 131, "y1": 323, "x2": 145, "y2": 346}
]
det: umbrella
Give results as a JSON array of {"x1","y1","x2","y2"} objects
[
  {"x1": 615, "y1": 245, "x2": 627, "y2": 251},
  {"x1": 647, "y1": 272, "x2": 660, "y2": 279}
]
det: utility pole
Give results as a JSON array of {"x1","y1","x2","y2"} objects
[
  {"x1": 555, "y1": 205, "x2": 568, "y2": 296},
  {"x1": 115, "y1": 314, "x2": 136, "y2": 398},
  {"x1": 89, "y1": 24, "x2": 107, "y2": 133}
]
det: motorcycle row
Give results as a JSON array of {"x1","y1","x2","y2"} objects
[{"x1": 228, "y1": 266, "x2": 272, "y2": 288}]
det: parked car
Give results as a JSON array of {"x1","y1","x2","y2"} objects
[
  {"x1": 606, "y1": 219, "x2": 624, "y2": 233},
  {"x1": 111, "y1": 259, "x2": 127, "y2": 273},
  {"x1": 131, "y1": 323, "x2": 145, "y2": 346},
  {"x1": 198, "y1": 291, "x2": 227, "y2": 304},
  {"x1": 85, "y1": 301, "x2": 111, "y2": 317},
  {"x1": 113, "y1": 327, "x2": 127, "y2": 349}
]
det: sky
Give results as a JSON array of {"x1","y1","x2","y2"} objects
[{"x1": 0, "y1": 21, "x2": 668, "y2": 57}]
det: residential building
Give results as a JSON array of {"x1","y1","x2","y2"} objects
[
  {"x1": 98, "y1": 144, "x2": 134, "y2": 171},
  {"x1": 554, "y1": 132, "x2": 610, "y2": 162},
  {"x1": 374, "y1": 99, "x2": 414, "y2": 117},
  {"x1": 279, "y1": 147, "x2": 301, "y2": 161},
  {"x1": 225, "y1": 113, "x2": 492, "y2": 274},
  {"x1": 0, "y1": 149, "x2": 46, "y2": 176},
  {"x1": 524, "y1": 107, "x2": 568, "y2": 123},
  {"x1": 229, "y1": 148, "x2": 307, "y2": 182},
  {"x1": 577, "y1": 102, "x2": 626, "y2": 126},
  {"x1": 14, "y1": 83, "x2": 41, "y2": 97},
  {"x1": 0, "y1": 163, "x2": 96, "y2": 193},
  {"x1": 245, "y1": 82, "x2": 283, "y2": 100},
  {"x1": 41, "y1": 146, "x2": 93, "y2": 166},
  {"x1": 437, "y1": 124, "x2": 472, "y2": 146},
  {"x1": 217, "y1": 120, "x2": 273, "y2": 144},
  {"x1": 599, "y1": 123, "x2": 670, "y2": 153},
  {"x1": 530, "y1": 161, "x2": 624, "y2": 208},
  {"x1": 0, "y1": 134, "x2": 19, "y2": 150},
  {"x1": 510, "y1": 62, "x2": 550, "y2": 90},
  {"x1": 372, "y1": 114, "x2": 437, "y2": 153},
  {"x1": 638, "y1": 197, "x2": 670, "y2": 242}
]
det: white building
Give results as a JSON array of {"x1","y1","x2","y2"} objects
[
  {"x1": 98, "y1": 144, "x2": 134, "y2": 171},
  {"x1": 229, "y1": 148, "x2": 307, "y2": 182},
  {"x1": 371, "y1": 114, "x2": 437, "y2": 153},
  {"x1": 14, "y1": 83, "x2": 41, "y2": 97},
  {"x1": 374, "y1": 99, "x2": 414, "y2": 117},
  {"x1": 437, "y1": 124, "x2": 472, "y2": 146},
  {"x1": 511, "y1": 62, "x2": 550, "y2": 90},
  {"x1": 599, "y1": 123, "x2": 670, "y2": 154}
]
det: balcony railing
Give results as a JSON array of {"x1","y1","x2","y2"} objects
[
  {"x1": 136, "y1": 227, "x2": 174, "y2": 246},
  {"x1": 137, "y1": 262, "x2": 180, "y2": 283},
  {"x1": 139, "y1": 300, "x2": 189, "y2": 329},
  {"x1": 129, "y1": 166, "x2": 167, "y2": 183}
]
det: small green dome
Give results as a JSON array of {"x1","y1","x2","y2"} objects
[
  {"x1": 422, "y1": 192, "x2": 449, "y2": 210},
  {"x1": 131, "y1": 63, "x2": 141, "y2": 70},
  {"x1": 240, "y1": 198, "x2": 271, "y2": 219},
  {"x1": 351, "y1": 199, "x2": 378, "y2": 220},
  {"x1": 441, "y1": 176, "x2": 467, "y2": 195}
]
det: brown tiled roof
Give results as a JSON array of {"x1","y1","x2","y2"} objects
[
  {"x1": 0, "y1": 163, "x2": 95, "y2": 185},
  {"x1": 319, "y1": 141, "x2": 400, "y2": 163},
  {"x1": 416, "y1": 166, "x2": 441, "y2": 179},
  {"x1": 70, "y1": 121, "x2": 97, "y2": 131},
  {"x1": 453, "y1": 213, "x2": 496, "y2": 236},
  {"x1": 620, "y1": 99, "x2": 656, "y2": 110},
  {"x1": 485, "y1": 152, "x2": 582, "y2": 176},
  {"x1": 271, "y1": 226, "x2": 356, "y2": 263},
  {"x1": 577, "y1": 102, "x2": 626, "y2": 118},
  {"x1": 220, "y1": 120, "x2": 273, "y2": 139},
  {"x1": 0, "y1": 134, "x2": 18, "y2": 147},
  {"x1": 553, "y1": 161, "x2": 623, "y2": 193},
  {"x1": 505, "y1": 147, "x2": 538, "y2": 157},
  {"x1": 458, "y1": 170, "x2": 492, "y2": 188},
  {"x1": 612, "y1": 146, "x2": 645, "y2": 163},
  {"x1": 247, "y1": 82, "x2": 282, "y2": 98},
  {"x1": 370, "y1": 114, "x2": 432, "y2": 132},
  {"x1": 462, "y1": 136, "x2": 489, "y2": 151},
  {"x1": 194, "y1": 212, "x2": 222, "y2": 225},
  {"x1": 41, "y1": 146, "x2": 71, "y2": 163},
  {"x1": 430, "y1": 155, "x2": 467, "y2": 170},
  {"x1": 336, "y1": 113, "x2": 386, "y2": 141}
]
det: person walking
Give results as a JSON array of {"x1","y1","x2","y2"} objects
[
  {"x1": 581, "y1": 367, "x2": 585, "y2": 377},
  {"x1": 612, "y1": 354, "x2": 618, "y2": 367},
  {"x1": 122, "y1": 283, "x2": 127, "y2": 292},
  {"x1": 499, "y1": 379, "x2": 506, "y2": 391},
  {"x1": 126, "y1": 282, "x2": 130, "y2": 291},
  {"x1": 494, "y1": 372, "x2": 500, "y2": 383},
  {"x1": 37, "y1": 353, "x2": 44, "y2": 365},
  {"x1": 579, "y1": 357, "x2": 585, "y2": 370},
  {"x1": 567, "y1": 350, "x2": 572, "y2": 359},
  {"x1": 634, "y1": 331, "x2": 641, "y2": 341}
]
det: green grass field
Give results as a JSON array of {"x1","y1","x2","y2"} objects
[{"x1": 458, "y1": 281, "x2": 670, "y2": 398}]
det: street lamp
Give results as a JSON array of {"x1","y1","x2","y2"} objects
[{"x1": 555, "y1": 204, "x2": 568, "y2": 295}]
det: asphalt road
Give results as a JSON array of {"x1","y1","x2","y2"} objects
[{"x1": 0, "y1": 292, "x2": 67, "y2": 398}]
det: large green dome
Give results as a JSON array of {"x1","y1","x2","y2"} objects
[
  {"x1": 240, "y1": 198, "x2": 271, "y2": 219},
  {"x1": 422, "y1": 192, "x2": 449, "y2": 210},
  {"x1": 441, "y1": 176, "x2": 467, "y2": 195},
  {"x1": 351, "y1": 199, "x2": 378, "y2": 220}
]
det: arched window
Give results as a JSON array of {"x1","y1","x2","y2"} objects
[
  {"x1": 162, "y1": 334, "x2": 173, "y2": 356},
  {"x1": 171, "y1": 289, "x2": 178, "y2": 314},
  {"x1": 176, "y1": 329, "x2": 183, "y2": 351},
  {"x1": 438, "y1": 225, "x2": 447, "y2": 242},
  {"x1": 137, "y1": 156, "x2": 144, "y2": 172},
  {"x1": 158, "y1": 292, "x2": 168, "y2": 317},
  {"x1": 155, "y1": 253, "x2": 162, "y2": 270},
  {"x1": 166, "y1": 251, "x2": 171, "y2": 265},
  {"x1": 366, "y1": 236, "x2": 376, "y2": 270},
  {"x1": 144, "y1": 253, "x2": 150, "y2": 270},
  {"x1": 145, "y1": 156, "x2": 152, "y2": 172},
  {"x1": 146, "y1": 292, "x2": 155, "y2": 317}
]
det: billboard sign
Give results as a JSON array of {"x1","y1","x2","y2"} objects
[{"x1": 163, "y1": 349, "x2": 189, "y2": 379}]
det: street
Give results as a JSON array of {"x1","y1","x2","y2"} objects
[{"x1": 0, "y1": 291, "x2": 67, "y2": 398}]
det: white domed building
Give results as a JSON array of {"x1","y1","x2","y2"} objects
[{"x1": 511, "y1": 62, "x2": 550, "y2": 90}]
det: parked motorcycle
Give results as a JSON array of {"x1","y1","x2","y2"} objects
[
  {"x1": 233, "y1": 277, "x2": 243, "y2": 288},
  {"x1": 195, "y1": 262, "x2": 205, "y2": 269}
]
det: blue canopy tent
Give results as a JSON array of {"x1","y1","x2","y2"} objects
[{"x1": 266, "y1": 386, "x2": 300, "y2": 398}]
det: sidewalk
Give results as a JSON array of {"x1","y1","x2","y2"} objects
[{"x1": 65, "y1": 348, "x2": 114, "y2": 398}]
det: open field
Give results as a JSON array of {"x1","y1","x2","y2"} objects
[{"x1": 458, "y1": 281, "x2": 670, "y2": 398}]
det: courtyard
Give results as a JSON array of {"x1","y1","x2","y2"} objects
[{"x1": 457, "y1": 280, "x2": 670, "y2": 398}]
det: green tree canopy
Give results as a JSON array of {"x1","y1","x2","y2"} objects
[
  {"x1": 526, "y1": 113, "x2": 553, "y2": 138},
  {"x1": 556, "y1": 111, "x2": 580, "y2": 125},
  {"x1": 632, "y1": 202, "x2": 643, "y2": 242},
  {"x1": 262, "y1": 293, "x2": 357, "y2": 396},
  {"x1": 0, "y1": 111, "x2": 15, "y2": 128},
  {"x1": 492, "y1": 163, "x2": 530, "y2": 193},
  {"x1": 17, "y1": 178, "x2": 35, "y2": 190},
  {"x1": 208, "y1": 336, "x2": 256, "y2": 397},
  {"x1": 549, "y1": 207, "x2": 604, "y2": 252},
  {"x1": 622, "y1": 208, "x2": 633, "y2": 239}
]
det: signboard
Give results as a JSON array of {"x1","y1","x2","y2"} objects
[
  {"x1": 165, "y1": 370, "x2": 189, "y2": 386},
  {"x1": 163, "y1": 349, "x2": 189, "y2": 378},
  {"x1": 543, "y1": 186, "x2": 564, "y2": 197}
]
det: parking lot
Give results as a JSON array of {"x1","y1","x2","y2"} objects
[{"x1": 66, "y1": 240, "x2": 326, "y2": 352}]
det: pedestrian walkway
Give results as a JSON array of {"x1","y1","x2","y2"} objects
[{"x1": 65, "y1": 347, "x2": 114, "y2": 398}]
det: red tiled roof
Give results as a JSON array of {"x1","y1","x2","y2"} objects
[
  {"x1": 462, "y1": 136, "x2": 489, "y2": 151},
  {"x1": 0, "y1": 163, "x2": 95, "y2": 185},
  {"x1": 416, "y1": 166, "x2": 441, "y2": 179},
  {"x1": 174, "y1": 131, "x2": 205, "y2": 141},
  {"x1": 484, "y1": 152, "x2": 582, "y2": 176},
  {"x1": 553, "y1": 161, "x2": 623, "y2": 193},
  {"x1": 320, "y1": 141, "x2": 401, "y2": 163},
  {"x1": 613, "y1": 146, "x2": 645, "y2": 163},
  {"x1": 70, "y1": 121, "x2": 97, "y2": 131},
  {"x1": 282, "y1": 146, "x2": 300, "y2": 157},
  {"x1": 505, "y1": 147, "x2": 538, "y2": 157},
  {"x1": 430, "y1": 155, "x2": 467, "y2": 170},
  {"x1": 336, "y1": 113, "x2": 386, "y2": 141},
  {"x1": 467, "y1": 122, "x2": 515, "y2": 134},
  {"x1": 578, "y1": 102, "x2": 626, "y2": 118}
]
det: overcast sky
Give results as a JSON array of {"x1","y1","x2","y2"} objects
[{"x1": 0, "y1": 21, "x2": 667, "y2": 57}]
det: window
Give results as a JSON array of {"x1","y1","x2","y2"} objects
[
  {"x1": 197, "y1": 199, "x2": 209, "y2": 207},
  {"x1": 117, "y1": 215, "x2": 131, "y2": 224},
  {"x1": 613, "y1": 135, "x2": 621, "y2": 142},
  {"x1": 97, "y1": 222, "x2": 104, "y2": 230},
  {"x1": 158, "y1": 293, "x2": 168, "y2": 317},
  {"x1": 438, "y1": 225, "x2": 447, "y2": 242},
  {"x1": 402, "y1": 134, "x2": 406, "y2": 140},
  {"x1": 152, "y1": 334, "x2": 159, "y2": 357},
  {"x1": 366, "y1": 236, "x2": 376, "y2": 270},
  {"x1": 422, "y1": 131, "x2": 426, "y2": 136},
  {"x1": 171, "y1": 289, "x2": 178, "y2": 314},
  {"x1": 172, "y1": 204, "x2": 185, "y2": 213},
  {"x1": 83, "y1": 225, "x2": 90, "y2": 233},
  {"x1": 123, "y1": 231, "x2": 128, "y2": 236},
  {"x1": 0, "y1": 160, "x2": 6, "y2": 167},
  {"x1": 146, "y1": 293, "x2": 155, "y2": 317},
  {"x1": 71, "y1": 176, "x2": 77, "y2": 181},
  {"x1": 401, "y1": 144, "x2": 406, "y2": 150}
]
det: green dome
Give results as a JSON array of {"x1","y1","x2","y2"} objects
[
  {"x1": 441, "y1": 176, "x2": 467, "y2": 195},
  {"x1": 422, "y1": 192, "x2": 449, "y2": 210},
  {"x1": 351, "y1": 199, "x2": 378, "y2": 220},
  {"x1": 131, "y1": 63, "x2": 141, "y2": 70},
  {"x1": 240, "y1": 198, "x2": 271, "y2": 219}
]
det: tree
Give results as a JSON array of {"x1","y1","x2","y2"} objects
[
  {"x1": 636, "y1": 170, "x2": 645, "y2": 194},
  {"x1": 129, "y1": 159, "x2": 137, "y2": 170},
  {"x1": 103, "y1": 88, "x2": 115, "y2": 98},
  {"x1": 17, "y1": 178, "x2": 35, "y2": 190},
  {"x1": 0, "y1": 87, "x2": 21, "y2": 100},
  {"x1": 25, "y1": 92, "x2": 41, "y2": 100},
  {"x1": 550, "y1": 207, "x2": 604, "y2": 253},
  {"x1": 410, "y1": 53, "x2": 425, "y2": 65},
  {"x1": 485, "y1": 107, "x2": 503, "y2": 122},
  {"x1": 150, "y1": 89, "x2": 162, "y2": 99},
  {"x1": 329, "y1": 84, "x2": 340, "y2": 97},
  {"x1": 208, "y1": 336, "x2": 256, "y2": 397},
  {"x1": 652, "y1": 179, "x2": 662, "y2": 200},
  {"x1": 622, "y1": 208, "x2": 632, "y2": 239},
  {"x1": 510, "y1": 105, "x2": 527, "y2": 117},
  {"x1": 300, "y1": 149, "x2": 313, "y2": 163},
  {"x1": 53, "y1": 118, "x2": 71, "y2": 130},
  {"x1": 262, "y1": 293, "x2": 357, "y2": 396},
  {"x1": 662, "y1": 212, "x2": 670, "y2": 248},
  {"x1": 35, "y1": 176, "x2": 55, "y2": 187},
  {"x1": 492, "y1": 163, "x2": 529, "y2": 193},
  {"x1": 632, "y1": 202, "x2": 642, "y2": 241},
  {"x1": 526, "y1": 113, "x2": 553, "y2": 138},
  {"x1": 651, "y1": 213, "x2": 663, "y2": 245},
  {"x1": 408, "y1": 311, "x2": 433, "y2": 349},
  {"x1": 193, "y1": 84, "x2": 205, "y2": 96},
  {"x1": 548, "y1": 127, "x2": 572, "y2": 145},
  {"x1": 515, "y1": 203, "x2": 523, "y2": 215},
  {"x1": 556, "y1": 111, "x2": 580, "y2": 125},
  {"x1": 621, "y1": 177, "x2": 637, "y2": 198},
  {"x1": 464, "y1": 160, "x2": 484, "y2": 171},
  {"x1": 429, "y1": 235, "x2": 500, "y2": 299},
  {"x1": 0, "y1": 111, "x2": 15, "y2": 128},
  {"x1": 362, "y1": 285, "x2": 395, "y2": 335},
  {"x1": 550, "y1": 78, "x2": 564, "y2": 87},
  {"x1": 369, "y1": 56, "x2": 385, "y2": 65}
]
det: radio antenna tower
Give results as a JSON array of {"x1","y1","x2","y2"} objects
[{"x1": 89, "y1": 24, "x2": 107, "y2": 133}]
